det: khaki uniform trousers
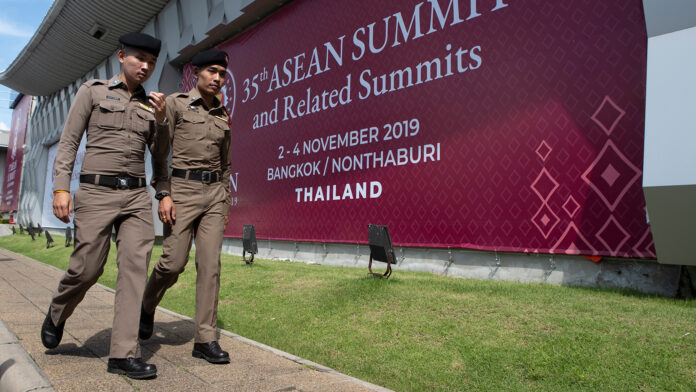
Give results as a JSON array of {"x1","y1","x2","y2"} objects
[
  {"x1": 50, "y1": 183, "x2": 154, "y2": 358},
  {"x1": 143, "y1": 177, "x2": 227, "y2": 343}
]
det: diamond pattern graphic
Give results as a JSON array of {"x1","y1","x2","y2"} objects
[
  {"x1": 596, "y1": 216, "x2": 631, "y2": 256},
  {"x1": 591, "y1": 96, "x2": 626, "y2": 136},
  {"x1": 535, "y1": 140, "x2": 552, "y2": 161},
  {"x1": 563, "y1": 196, "x2": 580, "y2": 218},
  {"x1": 582, "y1": 140, "x2": 642, "y2": 211},
  {"x1": 531, "y1": 168, "x2": 560, "y2": 203},
  {"x1": 633, "y1": 229, "x2": 657, "y2": 258},
  {"x1": 552, "y1": 223, "x2": 598, "y2": 255},
  {"x1": 601, "y1": 164, "x2": 621, "y2": 186},
  {"x1": 532, "y1": 203, "x2": 560, "y2": 239},
  {"x1": 181, "y1": 64, "x2": 196, "y2": 91}
]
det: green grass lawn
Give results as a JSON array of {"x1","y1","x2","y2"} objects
[{"x1": 1, "y1": 233, "x2": 695, "y2": 391}]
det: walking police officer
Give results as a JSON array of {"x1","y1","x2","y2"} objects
[
  {"x1": 140, "y1": 49, "x2": 232, "y2": 364},
  {"x1": 41, "y1": 32, "x2": 168, "y2": 379}
]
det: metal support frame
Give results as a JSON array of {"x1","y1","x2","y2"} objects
[
  {"x1": 368, "y1": 248, "x2": 394, "y2": 278},
  {"x1": 242, "y1": 249, "x2": 255, "y2": 265}
]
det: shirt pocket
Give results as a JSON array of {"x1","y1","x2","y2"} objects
[
  {"x1": 209, "y1": 117, "x2": 229, "y2": 144},
  {"x1": 96, "y1": 100, "x2": 126, "y2": 129},
  {"x1": 134, "y1": 107, "x2": 154, "y2": 138},
  {"x1": 177, "y1": 111, "x2": 206, "y2": 141}
]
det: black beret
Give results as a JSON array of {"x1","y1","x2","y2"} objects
[
  {"x1": 192, "y1": 50, "x2": 229, "y2": 68},
  {"x1": 118, "y1": 32, "x2": 161, "y2": 57}
]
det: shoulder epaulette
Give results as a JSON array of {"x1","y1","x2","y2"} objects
[{"x1": 84, "y1": 79, "x2": 106, "y2": 87}]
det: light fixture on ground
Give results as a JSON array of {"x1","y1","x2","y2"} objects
[
  {"x1": 367, "y1": 224, "x2": 396, "y2": 278},
  {"x1": 242, "y1": 224, "x2": 258, "y2": 265},
  {"x1": 45, "y1": 231, "x2": 55, "y2": 248}
]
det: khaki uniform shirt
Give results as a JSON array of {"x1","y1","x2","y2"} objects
[
  {"x1": 152, "y1": 88, "x2": 232, "y2": 213},
  {"x1": 53, "y1": 75, "x2": 167, "y2": 191}
]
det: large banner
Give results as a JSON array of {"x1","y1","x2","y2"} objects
[
  {"x1": 1, "y1": 95, "x2": 30, "y2": 212},
  {"x1": 183, "y1": 0, "x2": 654, "y2": 258}
]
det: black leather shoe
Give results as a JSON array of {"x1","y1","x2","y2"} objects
[
  {"x1": 192, "y1": 341, "x2": 230, "y2": 364},
  {"x1": 139, "y1": 306, "x2": 154, "y2": 340},
  {"x1": 107, "y1": 358, "x2": 157, "y2": 379},
  {"x1": 40, "y1": 310, "x2": 64, "y2": 349}
]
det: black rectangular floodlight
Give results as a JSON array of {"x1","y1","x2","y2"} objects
[
  {"x1": 45, "y1": 231, "x2": 55, "y2": 248},
  {"x1": 65, "y1": 227, "x2": 73, "y2": 247},
  {"x1": 243, "y1": 225, "x2": 258, "y2": 254},
  {"x1": 368, "y1": 224, "x2": 395, "y2": 264},
  {"x1": 367, "y1": 224, "x2": 395, "y2": 278},
  {"x1": 242, "y1": 224, "x2": 257, "y2": 264}
]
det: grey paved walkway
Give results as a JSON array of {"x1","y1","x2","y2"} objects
[{"x1": 0, "y1": 247, "x2": 390, "y2": 392}]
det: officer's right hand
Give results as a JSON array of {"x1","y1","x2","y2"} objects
[
  {"x1": 53, "y1": 192, "x2": 73, "y2": 223},
  {"x1": 158, "y1": 196, "x2": 176, "y2": 225},
  {"x1": 149, "y1": 92, "x2": 166, "y2": 123}
]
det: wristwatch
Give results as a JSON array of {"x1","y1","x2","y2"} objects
[{"x1": 155, "y1": 192, "x2": 170, "y2": 201}]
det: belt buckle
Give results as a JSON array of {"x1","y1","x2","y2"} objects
[
  {"x1": 116, "y1": 177, "x2": 129, "y2": 189},
  {"x1": 201, "y1": 171, "x2": 212, "y2": 184}
]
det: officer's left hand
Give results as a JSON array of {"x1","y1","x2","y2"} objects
[
  {"x1": 158, "y1": 195, "x2": 175, "y2": 225},
  {"x1": 53, "y1": 192, "x2": 73, "y2": 223},
  {"x1": 149, "y1": 92, "x2": 166, "y2": 123},
  {"x1": 224, "y1": 215, "x2": 229, "y2": 225}
]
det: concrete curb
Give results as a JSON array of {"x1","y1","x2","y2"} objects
[{"x1": 0, "y1": 318, "x2": 54, "y2": 392}]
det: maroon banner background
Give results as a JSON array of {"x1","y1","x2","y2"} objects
[
  {"x1": 182, "y1": 0, "x2": 654, "y2": 258},
  {"x1": 1, "y1": 95, "x2": 30, "y2": 212}
]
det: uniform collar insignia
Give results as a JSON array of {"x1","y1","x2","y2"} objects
[
  {"x1": 188, "y1": 88, "x2": 204, "y2": 104},
  {"x1": 108, "y1": 77, "x2": 125, "y2": 90}
]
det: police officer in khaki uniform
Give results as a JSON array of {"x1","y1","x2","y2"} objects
[
  {"x1": 140, "y1": 50, "x2": 231, "y2": 364},
  {"x1": 41, "y1": 32, "x2": 168, "y2": 379}
]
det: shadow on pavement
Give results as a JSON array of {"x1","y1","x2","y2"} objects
[
  {"x1": 43, "y1": 319, "x2": 200, "y2": 360},
  {"x1": 45, "y1": 328, "x2": 111, "y2": 359},
  {"x1": 140, "y1": 319, "x2": 196, "y2": 360}
]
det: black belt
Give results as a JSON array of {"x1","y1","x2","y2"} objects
[
  {"x1": 172, "y1": 168, "x2": 221, "y2": 184},
  {"x1": 80, "y1": 174, "x2": 146, "y2": 189}
]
